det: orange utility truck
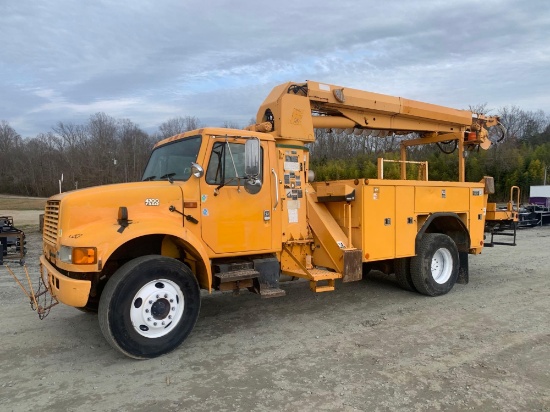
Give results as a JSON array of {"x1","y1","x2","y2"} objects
[{"x1": 39, "y1": 81, "x2": 503, "y2": 358}]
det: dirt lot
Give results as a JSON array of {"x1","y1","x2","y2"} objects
[{"x1": 1, "y1": 211, "x2": 549, "y2": 411}]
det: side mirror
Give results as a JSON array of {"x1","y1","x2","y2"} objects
[
  {"x1": 244, "y1": 178, "x2": 262, "y2": 195},
  {"x1": 244, "y1": 138, "x2": 261, "y2": 195},
  {"x1": 244, "y1": 138, "x2": 260, "y2": 177},
  {"x1": 191, "y1": 162, "x2": 204, "y2": 178}
]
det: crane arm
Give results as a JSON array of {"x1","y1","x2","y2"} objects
[{"x1": 249, "y1": 80, "x2": 500, "y2": 148}]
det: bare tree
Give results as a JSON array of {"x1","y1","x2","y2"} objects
[
  {"x1": 85, "y1": 113, "x2": 119, "y2": 185},
  {"x1": 220, "y1": 120, "x2": 241, "y2": 129},
  {"x1": 498, "y1": 106, "x2": 548, "y2": 141},
  {"x1": 309, "y1": 128, "x2": 404, "y2": 160},
  {"x1": 115, "y1": 119, "x2": 154, "y2": 182},
  {"x1": 0, "y1": 121, "x2": 23, "y2": 193},
  {"x1": 158, "y1": 116, "x2": 201, "y2": 139},
  {"x1": 52, "y1": 121, "x2": 89, "y2": 188}
]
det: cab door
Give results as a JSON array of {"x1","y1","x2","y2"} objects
[{"x1": 200, "y1": 137, "x2": 273, "y2": 254}]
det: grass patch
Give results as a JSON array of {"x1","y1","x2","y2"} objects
[{"x1": 0, "y1": 195, "x2": 47, "y2": 211}]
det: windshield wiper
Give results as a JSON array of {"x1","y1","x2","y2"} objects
[
  {"x1": 160, "y1": 172, "x2": 176, "y2": 183},
  {"x1": 143, "y1": 175, "x2": 156, "y2": 181}
]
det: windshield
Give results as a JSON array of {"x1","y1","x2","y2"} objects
[{"x1": 142, "y1": 135, "x2": 202, "y2": 182}]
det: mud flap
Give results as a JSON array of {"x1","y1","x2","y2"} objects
[
  {"x1": 342, "y1": 249, "x2": 363, "y2": 282},
  {"x1": 252, "y1": 257, "x2": 286, "y2": 298},
  {"x1": 457, "y1": 252, "x2": 469, "y2": 284}
]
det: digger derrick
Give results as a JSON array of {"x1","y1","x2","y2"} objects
[
  {"x1": 254, "y1": 80, "x2": 499, "y2": 142},
  {"x1": 252, "y1": 80, "x2": 501, "y2": 182},
  {"x1": 24, "y1": 79, "x2": 508, "y2": 359},
  {"x1": 251, "y1": 80, "x2": 500, "y2": 296},
  {"x1": 256, "y1": 80, "x2": 473, "y2": 141}
]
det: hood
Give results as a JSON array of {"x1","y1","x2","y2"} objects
[{"x1": 51, "y1": 181, "x2": 184, "y2": 232}]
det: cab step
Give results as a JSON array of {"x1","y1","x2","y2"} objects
[
  {"x1": 213, "y1": 266, "x2": 259, "y2": 292},
  {"x1": 214, "y1": 269, "x2": 260, "y2": 283}
]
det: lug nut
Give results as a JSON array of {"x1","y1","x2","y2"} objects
[
  {"x1": 147, "y1": 317, "x2": 151, "y2": 321},
  {"x1": 162, "y1": 322, "x2": 165, "y2": 326},
  {"x1": 164, "y1": 294, "x2": 168, "y2": 298},
  {"x1": 156, "y1": 295, "x2": 159, "y2": 299},
  {"x1": 170, "y1": 299, "x2": 174, "y2": 303},
  {"x1": 153, "y1": 322, "x2": 157, "y2": 326},
  {"x1": 149, "y1": 300, "x2": 153, "y2": 304},
  {"x1": 172, "y1": 307, "x2": 175, "y2": 311},
  {"x1": 145, "y1": 309, "x2": 149, "y2": 313},
  {"x1": 168, "y1": 315, "x2": 172, "y2": 319}
]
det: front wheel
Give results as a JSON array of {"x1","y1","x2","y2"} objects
[
  {"x1": 410, "y1": 233, "x2": 459, "y2": 296},
  {"x1": 98, "y1": 255, "x2": 201, "y2": 359}
]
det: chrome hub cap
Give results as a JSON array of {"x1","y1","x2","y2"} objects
[{"x1": 130, "y1": 279, "x2": 184, "y2": 338}]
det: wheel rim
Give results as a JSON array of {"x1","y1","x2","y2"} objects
[
  {"x1": 431, "y1": 248, "x2": 453, "y2": 284},
  {"x1": 130, "y1": 279, "x2": 185, "y2": 338}
]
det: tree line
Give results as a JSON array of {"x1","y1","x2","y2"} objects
[
  {"x1": 0, "y1": 114, "x2": 200, "y2": 197},
  {"x1": 1, "y1": 105, "x2": 549, "y2": 202}
]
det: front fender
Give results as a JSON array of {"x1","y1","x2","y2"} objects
[{"x1": 58, "y1": 217, "x2": 212, "y2": 292}]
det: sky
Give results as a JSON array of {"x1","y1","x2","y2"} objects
[{"x1": 1, "y1": 0, "x2": 549, "y2": 137}]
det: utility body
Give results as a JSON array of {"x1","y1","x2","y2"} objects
[{"x1": 39, "y1": 81, "x2": 502, "y2": 358}]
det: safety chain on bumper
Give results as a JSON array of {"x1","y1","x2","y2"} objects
[
  {"x1": 34, "y1": 269, "x2": 58, "y2": 319},
  {"x1": 3, "y1": 264, "x2": 58, "y2": 319}
]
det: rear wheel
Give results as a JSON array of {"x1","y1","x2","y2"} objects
[
  {"x1": 394, "y1": 258, "x2": 416, "y2": 292},
  {"x1": 98, "y1": 255, "x2": 200, "y2": 359},
  {"x1": 410, "y1": 233, "x2": 459, "y2": 296}
]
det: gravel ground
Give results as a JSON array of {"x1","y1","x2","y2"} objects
[{"x1": 1, "y1": 219, "x2": 549, "y2": 412}]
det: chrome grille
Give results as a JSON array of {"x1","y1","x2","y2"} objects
[{"x1": 43, "y1": 200, "x2": 60, "y2": 245}]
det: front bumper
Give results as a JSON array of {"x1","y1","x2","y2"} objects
[{"x1": 39, "y1": 255, "x2": 91, "y2": 307}]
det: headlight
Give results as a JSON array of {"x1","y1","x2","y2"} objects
[{"x1": 58, "y1": 246, "x2": 97, "y2": 264}]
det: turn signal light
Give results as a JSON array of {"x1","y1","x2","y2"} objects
[{"x1": 72, "y1": 247, "x2": 97, "y2": 264}]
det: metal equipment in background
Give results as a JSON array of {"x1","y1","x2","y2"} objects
[
  {"x1": 0, "y1": 216, "x2": 26, "y2": 265},
  {"x1": 1, "y1": 216, "x2": 58, "y2": 319},
  {"x1": 484, "y1": 186, "x2": 520, "y2": 246}
]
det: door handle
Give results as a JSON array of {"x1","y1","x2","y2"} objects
[{"x1": 271, "y1": 168, "x2": 279, "y2": 210}]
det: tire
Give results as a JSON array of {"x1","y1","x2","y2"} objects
[
  {"x1": 410, "y1": 233, "x2": 459, "y2": 296},
  {"x1": 98, "y1": 255, "x2": 201, "y2": 359},
  {"x1": 394, "y1": 257, "x2": 416, "y2": 292}
]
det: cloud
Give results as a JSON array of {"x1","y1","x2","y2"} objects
[{"x1": 1, "y1": 0, "x2": 549, "y2": 137}]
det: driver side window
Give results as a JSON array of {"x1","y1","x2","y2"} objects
[{"x1": 206, "y1": 142, "x2": 262, "y2": 185}]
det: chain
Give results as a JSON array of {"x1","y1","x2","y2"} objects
[
  {"x1": 35, "y1": 272, "x2": 56, "y2": 320},
  {"x1": 3, "y1": 263, "x2": 57, "y2": 320}
]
